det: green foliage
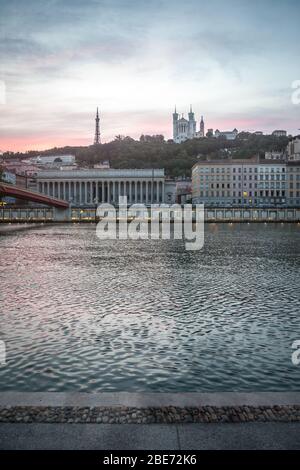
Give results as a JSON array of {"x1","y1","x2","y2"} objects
[{"x1": 3, "y1": 134, "x2": 289, "y2": 178}]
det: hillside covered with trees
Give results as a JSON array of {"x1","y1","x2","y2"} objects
[{"x1": 2, "y1": 133, "x2": 290, "y2": 178}]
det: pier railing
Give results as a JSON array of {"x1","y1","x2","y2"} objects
[{"x1": 1, "y1": 206, "x2": 300, "y2": 223}]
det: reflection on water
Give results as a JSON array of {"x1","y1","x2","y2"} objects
[{"x1": 0, "y1": 223, "x2": 299, "y2": 391}]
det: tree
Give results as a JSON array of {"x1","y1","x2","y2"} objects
[{"x1": 2, "y1": 133, "x2": 290, "y2": 178}]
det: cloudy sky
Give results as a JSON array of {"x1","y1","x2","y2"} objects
[{"x1": 0, "y1": 0, "x2": 299, "y2": 151}]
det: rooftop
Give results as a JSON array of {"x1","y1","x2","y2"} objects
[
  {"x1": 192, "y1": 157, "x2": 289, "y2": 169},
  {"x1": 36, "y1": 168, "x2": 165, "y2": 179}
]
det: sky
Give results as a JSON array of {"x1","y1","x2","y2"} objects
[{"x1": 0, "y1": 0, "x2": 300, "y2": 152}]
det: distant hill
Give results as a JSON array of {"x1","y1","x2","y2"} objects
[{"x1": 2, "y1": 133, "x2": 289, "y2": 178}]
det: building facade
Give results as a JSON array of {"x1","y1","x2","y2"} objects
[
  {"x1": 287, "y1": 162, "x2": 300, "y2": 206},
  {"x1": 1, "y1": 170, "x2": 16, "y2": 204},
  {"x1": 192, "y1": 158, "x2": 298, "y2": 207},
  {"x1": 287, "y1": 136, "x2": 300, "y2": 161},
  {"x1": 265, "y1": 151, "x2": 285, "y2": 160},
  {"x1": 36, "y1": 169, "x2": 175, "y2": 206},
  {"x1": 272, "y1": 130, "x2": 287, "y2": 137},
  {"x1": 30, "y1": 155, "x2": 76, "y2": 166},
  {"x1": 214, "y1": 128, "x2": 238, "y2": 140}
]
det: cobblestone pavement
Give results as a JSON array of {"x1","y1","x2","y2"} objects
[{"x1": 1, "y1": 405, "x2": 300, "y2": 424}]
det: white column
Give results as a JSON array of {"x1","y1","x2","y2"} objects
[
  {"x1": 88, "y1": 181, "x2": 94, "y2": 204},
  {"x1": 95, "y1": 180, "x2": 99, "y2": 203},
  {"x1": 143, "y1": 181, "x2": 146, "y2": 203},
  {"x1": 63, "y1": 182, "x2": 66, "y2": 200},
  {"x1": 129, "y1": 181, "x2": 132, "y2": 203},
  {"x1": 79, "y1": 180, "x2": 82, "y2": 204},
  {"x1": 107, "y1": 181, "x2": 110, "y2": 203},
  {"x1": 146, "y1": 181, "x2": 148, "y2": 204},
  {"x1": 102, "y1": 180, "x2": 105, "y2": 202},
  {"x1": 135, "y1": 181, "x2": 137, "y2": 202},
  {"x1": 112, "y1": 181, "x2": 116, "y2": 203}
]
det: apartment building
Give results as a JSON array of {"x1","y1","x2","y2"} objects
[{"x1": 192, "y1": 157, "x2": 289, "y2": 207}]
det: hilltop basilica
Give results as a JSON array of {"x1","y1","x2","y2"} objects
[{"x1": 173, "y1": 106, "x2": 205, "y2": 143}]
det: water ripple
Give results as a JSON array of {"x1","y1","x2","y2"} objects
[{"x1": 0, "y1": 223, "x2": 300, "y2": 391}]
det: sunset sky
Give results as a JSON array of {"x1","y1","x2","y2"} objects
[{"x1": 0, "y1": 0, "x2": 300, "y2": 152}]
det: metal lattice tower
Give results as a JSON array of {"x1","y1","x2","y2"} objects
[{"x1": 94, "y1": 107, "x2": 101, "y2": 145}]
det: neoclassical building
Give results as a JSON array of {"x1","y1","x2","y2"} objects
[{"x1": 36, "y1": 169, "x2": 176, "y2": 206}]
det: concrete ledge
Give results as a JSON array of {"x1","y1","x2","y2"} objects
[
  {"x1": 1, "y1": 422, "x2": 300, "y2": 450},
  {"x1": 0, "y1": 392, "x2": 300, "y2": 408}
]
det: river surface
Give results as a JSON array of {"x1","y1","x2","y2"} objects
[{"x1": 0, "y1": 223, "x2": 299, "y2": 391}]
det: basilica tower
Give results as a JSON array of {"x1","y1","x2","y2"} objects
[
  {"x1": 188, "y1": 105, "x2": 196, "y2": 138},
  {"x1": 199, "y1": 115, "x2": 205, "y2": 138},
  {"x1": 173, "y1": 106, "x2": 179, "y2": 141}
]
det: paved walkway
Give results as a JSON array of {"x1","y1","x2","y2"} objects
[{"x1": 0, "y1": 422, "x2": 300, "y2": 450}]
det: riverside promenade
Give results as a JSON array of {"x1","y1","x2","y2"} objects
[
  {"x1": 0, "y1": 393, "x2": 300, "y2": 450},
  {"x1": 1, "y1": 206, "x2": 300, "y2": 223}
]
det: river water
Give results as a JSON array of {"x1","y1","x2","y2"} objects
[{"x1": 0, "y1": 223, "x2": 299, "y2": 391}]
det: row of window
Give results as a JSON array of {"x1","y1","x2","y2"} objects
[
  {"x1": 194, "y1": 199, "x2": 300, "y2": 206},
  {"x1": 196, "y1": 182, "x2": 286, "y2": 190},
  {"x1": 197, "y1": 190, "x2": 286, "y2": 198},
  {"x1": 196, "y1": 174, "x2": 286, "y2": 181},
  {"x1": 194, "y1": 166, "x2": 287, "y2": 174}
]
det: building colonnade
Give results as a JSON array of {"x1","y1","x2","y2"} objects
[{"x1": 38, "y1": 179, "x2": 165, "y2": 205}]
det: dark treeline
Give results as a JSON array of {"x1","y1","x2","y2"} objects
[{"x1": 3, "y1": 133, "x2": 289, "y2": 178}]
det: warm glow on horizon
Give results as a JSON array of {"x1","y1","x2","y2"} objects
[{"x1": 1, "y1": 0, "x2": 300, "y2": 152}]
